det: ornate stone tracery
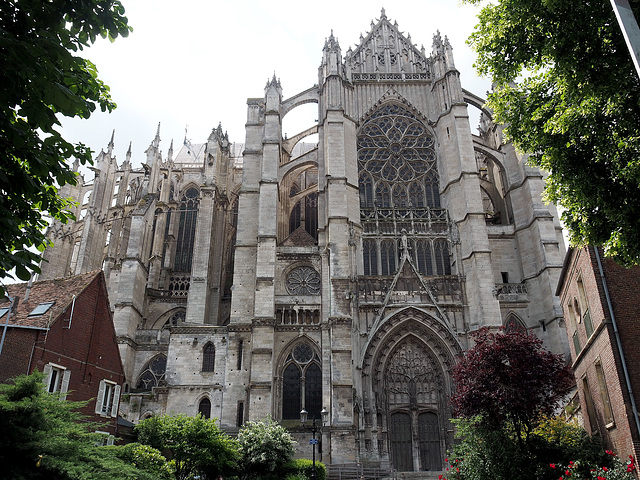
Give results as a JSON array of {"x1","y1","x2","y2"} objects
[
  {"x1": 286, "y1": 266, "x2": 321, "y2": 296},
  {"x1": 385, "y1": 338, "x2": 444, "y2": 409},
  {"x1": 358, "y1": 101, "x2": 452, "y2": 277}
]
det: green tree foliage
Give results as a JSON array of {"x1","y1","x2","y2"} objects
[
  {"x1": 462, "y1": 0, "x2": 640, "y2": 265},
  {"x1": 0, "y1": 371, "x2": 155, "y2": 479},
  {"x1": 287, "y1": 458, "x2": 327, "y2": 480},
  {"x1": 451, "y1": 329, "x2": 574, "y2": 443},
  {"x1": 236, "y1": 417, "x2": 297, "y2": 479},
  {"x1": 0, "y1": 0, "x2": 130, "y2": 291},
  {"x1": 109, "y1": 443, "x2": 174, "y2": 480},
  {"x1": 442, "y1": 416, "x2": 614, "y2": 480},
  {"x1": 136, "y1": 414, "x2": 239, "y2": 480}
]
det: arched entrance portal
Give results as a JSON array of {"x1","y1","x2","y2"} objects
[
  {"x1": 363, "y1": 309, "x2": 460, "y2": 472},
  {"x1": 382, "y1": 336, "x2": 447, "y2": 472}
]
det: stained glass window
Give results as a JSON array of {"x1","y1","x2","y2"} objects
[
  {"x1": 381, "y1": 240, "x2": 397, "y2": 275},
  {"x1": 282, "y1": 363, "x2": 301, "y2": 420},
  {"x1": 174, "y1": 187, "x2": 199, "y2": 272},
  {"x1": 434, "y1": 240, "x2": 451, "y2": 275},
  {"x1": 136, "y1": 355, "x2": 167, "y2": 391},
  {"x1": 305, "y1": 363, "x2": 322, "y2": 420},
  {"x1": 282, "y1": 342, "x2": 322, "y2": 420},
  {"x1": 363, "y1": 239, "x2": 378, "y2": 275},
  {"x1": 357, "y1": 103, "x2": 451, "y2": 277},
  {"x1": 415, "y1": 240, "x2": 433, "y2": 276},
  {"x1": 357, "y1": 104, "x2": 438, "y2": 210},
  {"x1": 202, "y1": 343, "x2": 215, "y2": 372}
]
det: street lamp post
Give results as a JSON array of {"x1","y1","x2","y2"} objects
[{"x1": 300, "y1": 407, "x2": 329, "y2": 480}]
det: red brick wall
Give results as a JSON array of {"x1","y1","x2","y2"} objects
[
  {"x1": 601, "y1": 256, "x2": 640, "y2": 453},
  {"x1": 29, "y1": 274, "x2": 125, "y2": 434},
  {"x1": 559, "y1": 247, "x2": 640, "y2": 461},
  {"x1": 0, "y1": 328, "x2": 40, "y2": 382}
]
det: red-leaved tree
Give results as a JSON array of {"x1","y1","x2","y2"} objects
[{"x1": 451, "y1": 328, "x2": 573, "y2": 443}]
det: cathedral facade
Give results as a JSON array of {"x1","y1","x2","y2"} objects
[{"x1": 39, "y1": 11, "x2": 568, "y2": 472}]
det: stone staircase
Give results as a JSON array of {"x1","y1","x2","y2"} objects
[
  {"x1": 392, "y1": 472, "x2": 444, "y2": 480},
  {"x1": 327, "y1": 463, "x2": 444, "y2": 480}
]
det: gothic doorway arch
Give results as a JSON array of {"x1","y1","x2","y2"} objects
[
  {"x1": 384, "y1": 337, "x2": 445, "y2": 472},
  {"x1": 362, "y1": 309, "x2": 460, "y2": 473}
]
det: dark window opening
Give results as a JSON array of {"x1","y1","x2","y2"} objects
[
  {"x1": 198, "y1": 398, "x2": 211, "y2": 419},
  {"x1": 202, "y1": 343, "x2": 215, "y2": 372}
]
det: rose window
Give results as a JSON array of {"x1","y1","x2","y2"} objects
[
  {"x1": 357, "y1": 103, "x2": 439, "y2": 209},
  {"x1": 286, "y1": 266, "x2": 321, "y2": 295}
]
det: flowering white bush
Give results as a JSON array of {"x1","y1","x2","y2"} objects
[{"x1": 237, "y1": 417, "x2": 297, "y2": 477}]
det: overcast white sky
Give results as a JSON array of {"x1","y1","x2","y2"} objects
[{"x1": 60, "y1": 1, "x2": 492, "y2": 168}]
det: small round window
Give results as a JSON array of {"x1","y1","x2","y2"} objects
[{"x1": 293, "y1": 343, "x2": 313, "y2": 363}]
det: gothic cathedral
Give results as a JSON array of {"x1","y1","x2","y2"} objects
[{"x1": 39, "y1": 11, "x2": 567, "y2": 472}]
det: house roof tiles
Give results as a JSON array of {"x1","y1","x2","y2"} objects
[{"x1": 1, "y1": 271, "x2": 102, "y2": 329}]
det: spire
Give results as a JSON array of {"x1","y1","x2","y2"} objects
[
  {"x1": 433, "y1": 30, "x2": 444, "y2": 55},
  {"x1": 265, "y1": 72, "x2": 281, "y2": 89},
  {"x1": 153, "y1": 122, "x2": 161, "y2": 148},
  {"x1": 380, "y1": 7, "x2": 386, "y2": 19},
  {"x1": 125, "y1": 141, "x2": 132, "y2": 165},
  {"x1": 107, "y1": 129, "x2": 115, "y2": 155},
  {"x1": 323, "y1": 29, "x2": 341, "y2": 54},
  {"x1": 167, "y1": 139, "x2": 174, "y2": 162}
]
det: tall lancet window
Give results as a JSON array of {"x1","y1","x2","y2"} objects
[
  {"x1": 281, "y1": 342, "x2": 322, "y2": 420},
  {"x1": 174, "y1": 187, "x2": 199, "y2": 272}
]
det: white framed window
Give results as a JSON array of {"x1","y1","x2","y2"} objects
[
  {"x1": 43, "y1": 363, "x2": 71, "y2": 400},
  {"x1": 95, "y1": 380, "x2": 121, "y2": 418},
  {"x1": 95, "y1": 430, "x2": 115, "y2": 446}
]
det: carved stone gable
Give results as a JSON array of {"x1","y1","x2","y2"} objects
[{"x1": 346, "y1": 10, "x2": 431, "y2": 78}]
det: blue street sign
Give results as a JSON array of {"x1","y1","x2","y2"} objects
[{"x1": 309, "y1": 439, "x2": 318, "y2": 445}]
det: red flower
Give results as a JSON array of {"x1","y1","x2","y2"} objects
[{"x1": 550, "y1": 464, "x2": 556, "y2": 469}]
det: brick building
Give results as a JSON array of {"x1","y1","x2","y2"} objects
[
  {"x1": 0, "y1": 271, "x2": 125, "y2": 438},
  {"x1": 557, "y1": 246, "x2": 640, "y2": 460}
]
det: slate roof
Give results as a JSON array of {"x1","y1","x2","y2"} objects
[
  {"x1": 0, "y1": 271, "x2": 102, "y2": 329},
  {"x1": 281, "y1": 227, "x2": 317, "y2": 247}
]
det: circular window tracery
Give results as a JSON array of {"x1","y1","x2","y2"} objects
[
  {"x1": 357, "y1": 103, "x2": 438, "y2": 209},
  {"x1": 286, "y1": 266, "x2": 321, "y2": 296},
  {"x1": 293, "y1": 342, "x2": 314, "y2": 363}
]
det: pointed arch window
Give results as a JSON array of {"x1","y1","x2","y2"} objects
[
  {"x1": 136, "y1": 354, "x2": 167, "y2": 391},
  {"x1": 504, "y1": 315, "x2": 526, "y2": 334},
  {"x1": 414, "y1": 239, "x2": 433, "y2": 276},
  {"x1": 363, "y1": 239, "x2": 378, "y2": 276},
  {"x1": 381, "y1": 240, "x2": 397, "y2": 275},
  {"x1": 358, "y1": 102, "x2": 449, "y2": 278},
  {"x1": 359, "y1": 173, "x2": 374, "y2": 208},
  {"x1": 289, "y1": 193, "x2": 318, "y2": 241},
  {"x1": 174, "y1": 187, "x2": 199, "y2": 272},
  {"x1": 198, "y1": 398, "x2": 211, "y2": 419},
  {"x1": 434, "y1": 240, "x2": 451, "y2": 275},
  {"x1": 202, "y1": 343, "x2": 215, "y2": 372},
  {"x1": 282, "y1": 342, "x2": 322, "y2": 420},
  {"x1": 290, "y1": 202, "x2": 302, "y2": 233},
  {"x1": 305, "y1": 193, "x2": 318, "y2": 240}
]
